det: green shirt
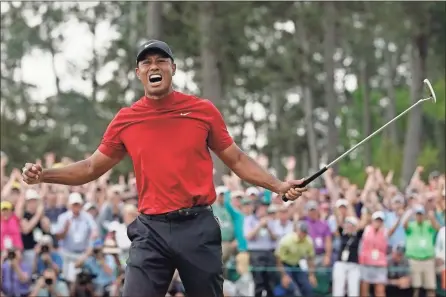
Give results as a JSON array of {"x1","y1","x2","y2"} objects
[
  {"x1": 405, "y1": 220, "x2": 436, "y2": 259},
  {"x1": 275, "y1": 233, "x2": 315, "y2": 266},
  {"x1": 212, "y1": 203, "x2": 234, "y2": 242}
]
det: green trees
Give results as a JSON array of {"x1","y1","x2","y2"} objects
[{"x1": 1, "y1": 2, "x2": 444, "y2": 185}]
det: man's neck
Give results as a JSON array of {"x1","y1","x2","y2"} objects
[{"x1": 145, "y1": 88, "x2": 174, "y2": 100}]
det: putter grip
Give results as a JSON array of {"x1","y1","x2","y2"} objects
[{"x1": 282, "y1": 166, "x2": 328, "y2": 202}]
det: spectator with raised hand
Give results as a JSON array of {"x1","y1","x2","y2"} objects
[
  {"x1": 302, "y1": 200, "x2": 332, "y2": 268},
  {"x1": 1, "y1": 168, "x2": 23, "y2": 205},
  {"x1": 212, "y1": 185, "x2": 236, "y2": 264},
  {"x1": 386, "y1": 245, "x2": 411, "y2": 296},
  {"x1": 74, "y1": 240, "x2": 117, "y2": 297},
  {"x1": 435, "y1": 177, "x2": 445, "y2": 226},
  {"x1": 0, "y1": 201, "x2": 23, "y2": 252},
  {"x1": 55, "y1": 192, "x2": 98, "y2": 283},
  {"x1": 44, "y1": 190, "x2": 67, "y2": 224},
  {"x1": 1, "y1": 248, "x2": 32, "y2": 297},
  {"x1": 29, "y1": 267, "x2": 69, "y2": 297},
  {"x1": 32, "y1": 235, "x2": 62, "y2": 276},
  {"x1": 15, "y1": 189, "x2": 51, "y2": 265},
  {"x1": 384, "y1": 193, "x2": 407, "y2": 250},
  {"x1": 332, "y1": 197, "x2": 368, "y2": 297},
  {"x1": 359, "y1": 211, "x2": 388, "y2": 297},
  {"x1": 244, "y1": 200, "x2": 278, "y2": 297},
  {"x1": 403, "y1": 204, "x2": 440, "y2": 297},
  {"x1": 270, "y1": 205, "x2": 293, "y2": 241}
]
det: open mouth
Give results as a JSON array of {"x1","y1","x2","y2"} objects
[{"x1": 148, "y1": 74, "x2": 162, "y2": 85}]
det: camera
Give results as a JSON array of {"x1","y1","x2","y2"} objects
[
  {"x1": 40, "y1": 245, "x2": 50, "y2": 254},
  {"x1": 44, "y1": 278, "x2": 53, "y2": 286},
  {"x1": 7, "y1": 249, "x2": 15, "y2": 260},
  {"x1": 76, "y1": 268, "x2": 97, "y2": 286}
]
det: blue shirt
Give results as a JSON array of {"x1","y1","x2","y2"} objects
[
  {"x1": 384, "y1": 211, "x2": 406, "y2": 248},
  {"x1": 83, "y1": 255, "x2": 116, "y2": 288},
  {"x1": 36, "y1": 251, "x2": 63, "y2": 274},
  {"x1": 56, "y1": 210, "x2": 98, "y2": 252},
  {"x1": 224, "y1": 191, "x2": 247, "y2": 251},
  {"x1": 1, "y1": 261, "x2": 32, "y2": 296}
]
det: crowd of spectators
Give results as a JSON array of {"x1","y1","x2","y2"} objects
[{"x1": 0, "y1": 152, "x2": 445, "y2": 297}]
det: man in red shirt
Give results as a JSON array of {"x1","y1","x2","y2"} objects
[{"x1": 22, "y1": 40, "x2": 306, "y2": 297}]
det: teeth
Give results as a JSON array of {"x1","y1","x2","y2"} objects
[{"x1": 149, "y1": 74, "x2": 162, "y2": 79}]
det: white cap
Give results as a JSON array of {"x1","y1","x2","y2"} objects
[
  {"x1": 215, "y1": 186, "x2": 228, "y2": 196},
  {"x1": 39, "y1": 235, "x2": 53, "y2": 245},
  {"x1": 106, "y1": 221, "x2": 122, "y2": 232},
  {"x1": 371, "y1": 211, "x2": 385, "y2": 221},
  {"x1": 231, "y1": 190, "x2": 245, "y2": 199},
  {"x1": 335, "y1": 199, "x2": 349, "y2": 208},
  {"x1": 83, "y1": 202, "x2": 96, "y2": 211},
  {"x1": 246, "y1": 187, "x2": 260, "y2": 197},
  {"x1": 25, "y1": 189, "x2": 40, "y2": 200},
  {"x1": 68, "y1": 192, "x2": 84, "y2": 205},
  {"x1": 345, "y1": 216, "x2": 358, "y2": 226}
]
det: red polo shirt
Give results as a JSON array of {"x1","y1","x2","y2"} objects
[{"x1": 98, "y1": 91, "x2": 233, "y2": 214}]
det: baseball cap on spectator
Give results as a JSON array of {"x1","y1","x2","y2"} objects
[
  {"x1": 371, "y1": 211, "x2": 385, "y2": 221},
  {"x1": 241, "y1": 198, "x2": 252, "y2": 205},
  {"x1": 335, "y1": 199, "x2": 349, "y2": 208},
  {"x1": 319, "y1": 188, "x2": 329, "y2": 196},
  {"x1": 0, "y1": 201, "x2": 13, "y2": 210},
  {"x1": 231, "y1": 190, "x2": 245, "y2": 199},
  {"x1": 414, "y1": 204, "x2": 425, "y2": 214},
  {"x1": 428, "y1": 170, "x2": 440, "y2": 180},
  {"x1": 345, "y1": 216, "x2": 358, "y2": 226},
  {"x1": 267, "y1": 204, "x2": 279, "y2": 213},
  {"x1": 246, "y1": 187, "x2": 260, "y2": 197},
  {"x1": 392, "y1": 194, "x2": 405, "y2": 204},
  {"x1": 39, "y1": 235, "x2": 53, "y2": 246},
  {"x1": 296, "y1": 221, "x2": 309, "y2": 233},
  {"x1": 83, "y1": 202, "x2": 97, "y2": 211},
  {"x1": 215, "y1": 186, "x2": 227, "y2": 196},
  {"x1": 68, "y1": 192, "x2": 83, "y2": 205},
  {"x1": 25, "y1": 189, "x2": 40, "y2": 200},
  {"x1": 393, "y1": 244, "x2": 405, "y2": 254},
  {"x1": 52, "y1": 163, "x2": 63, "y2": 168},
  {"x1": 11, "y1": 181, "x2": 20, "y2": 189},
  {"x1": 305, "y1": 200, "x2": 318, "y2": 211},
  {"x1": 109, "y1": 184, "x2": 125, "y2": 195},
  {"x1": 92, "y1": 239, "x2": 103, "y2": 248}
]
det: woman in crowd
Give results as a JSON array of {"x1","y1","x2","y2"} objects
[
  {"x1": 359, "y1": 211, "x2": 389, "y2": 297},
  {"x1": 332, "y1": 199, "x2": 368, "y2": 297}
]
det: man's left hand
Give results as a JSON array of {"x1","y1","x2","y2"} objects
[{"x1": 278, "y1": 179, "x2": 307, "y2": 201}]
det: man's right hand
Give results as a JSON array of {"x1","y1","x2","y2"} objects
[{"x1": 22, "y1": 163, "x2": 43, "y2": 185}]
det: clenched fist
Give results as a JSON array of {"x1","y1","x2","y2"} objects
[{"x1": 22, "y1": 163, "x2": 43, "y2": 185}]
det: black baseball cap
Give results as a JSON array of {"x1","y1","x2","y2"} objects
[{"x1": 136, "y1": 40, "x2": 174, "y2": 64}]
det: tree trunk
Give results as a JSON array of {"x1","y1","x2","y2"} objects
[
  {"x1": 384, "y1": 45, "x2": 398, "y2": 145},
  {"x1": 147, "y1": 2, "x2": 162, "y2": 39},
  {"x1": 322, "y1": 1, "x2": 339, "y2": 172},
  {"x1": 360, "y1": 60, "x2": 372, "y2": 166},
  {"x1": 401, "y1": 36, "x2": 427, "y2": 186},
  {"x1": 199, "y1": 2, "x2": 226, "y2": 185},
  {"x1": 295, "y1": 7, "x2": 319, "y2": 173}
]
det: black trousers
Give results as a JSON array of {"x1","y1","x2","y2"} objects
[
  {"x1": 249, "y1": 250, "x2": 278, "y2": 297},
  {"x1": 122, "y1": 208, "x2": 224, "y2": 297}
]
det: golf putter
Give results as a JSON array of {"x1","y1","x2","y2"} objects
[{"x1": 283, "y1": 78, "x2": 437, "y2": 202}]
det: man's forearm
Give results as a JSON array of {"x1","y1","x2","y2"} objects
[
  {"x1": 42, "y1": 160, "x2": 95, "y2": 185},
  {"x1": 230, "y1": 153, "x2": 282, "y2": 193}
]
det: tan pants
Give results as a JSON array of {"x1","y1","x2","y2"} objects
[
  {"x1": 409, "y1": 258, "x2": 437, "y2": 290},
  {"x1": 222, "y1": 241, "x2": 234, "y2": 264}
]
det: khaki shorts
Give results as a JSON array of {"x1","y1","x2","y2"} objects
[{"x1": 409, "y1": 258, "x2": 437, "y2": 290}]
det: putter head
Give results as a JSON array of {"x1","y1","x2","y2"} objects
[{"x1": 423, "y1": 79, "x2": 436, "y2": 103}]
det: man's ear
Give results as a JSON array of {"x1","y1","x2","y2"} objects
[
  {"x1": 172, "y1": 63, "x2": 176, "y2": 76},
  {"x1": 135, "y1": 67, "x2": 140, "y2": 79}
]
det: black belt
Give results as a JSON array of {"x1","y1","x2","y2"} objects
[{"x1": 142, "y1": 205, "x2": 212, "y2": 222}]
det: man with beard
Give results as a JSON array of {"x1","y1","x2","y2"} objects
[{"x1": 22, "y1": 40, "x2": 307, "y2": 297}]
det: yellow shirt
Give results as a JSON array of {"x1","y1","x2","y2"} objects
[{"x1": 275, "y1": 232, "x2": 315, "y2": 266}]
